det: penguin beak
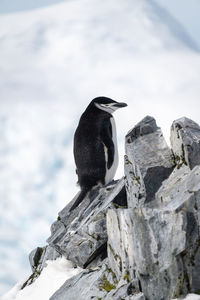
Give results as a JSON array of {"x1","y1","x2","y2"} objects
[{"x1": 113, "y1": 102, "x2": 128, "y2": 108}]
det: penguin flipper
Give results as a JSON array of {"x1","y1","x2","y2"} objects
[
  {"x1": 69, "y1": 188, "x2": 89, "y2": 212},
  {"x1": 101, "y1": 121, "x2": 114, "y2": 169}
]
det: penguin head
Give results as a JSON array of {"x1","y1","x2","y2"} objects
[{"x1": 93, "y1": 96, "x2": 127, "y2": 114}]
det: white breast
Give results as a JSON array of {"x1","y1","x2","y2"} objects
[{"x1": 104, "y1": 117, "x2": 119, "y2": 184}]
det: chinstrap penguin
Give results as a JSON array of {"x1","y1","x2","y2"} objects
[{"x1": 70, "y1": 96, "x2": 127, "y2": 211}]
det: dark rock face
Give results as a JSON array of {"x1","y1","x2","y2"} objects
[
  {"x1": 143, "y1": 165, "x2": 174, "y2": 202},
  {"x1": 126, "y1": 116, "x2": 175, "y2": 204},
  {"x1": 24, "y1": 116, "x2": 200, "y2": 300}
]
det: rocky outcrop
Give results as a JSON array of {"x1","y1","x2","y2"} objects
[
  {"x1": 22, "y1": 116, "x2": 200, "y2": 300},
  {"x1": 126, "y1": 116, "x2": 174, "y2": 203},
  {"x1": 47, "y1": 177, "x2": 126, "y2": 268},
  {"x1": 170, "y1": 117, "x2": 200, "y2": 170}
]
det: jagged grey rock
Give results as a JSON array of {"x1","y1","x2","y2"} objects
[
  {"x1": 107, "y1": 169, "x2": 200, "y2": 299},
  {"x1": 170, "y1": 117, "x2": 200, "y2": 170},
  {"x1": 105, "y1": 117, "x2": 200, "y2": 300},
  {"x1": 50, "y1": 259, "x2": 145, "y2": 300},
  {"x1": 47, "y1": 178, "x2": 125, "y2": 268},
  {"x1": 50, "y1": 264, "x2": 109, "y2": 300},
  {"x1": 124, "y1": 154, "x2": 146, "y2": 208},
  {"x1": 107, "y1": 208, "x2": 138, "y2": 284},
  {"x1": 22, "y1": 116, "x2": 200, "y2": 300},
  {"x1": 126, "y1": 116, "x2": 174, "y2": 203},
  {"x1": 22, "y1": 245, "x2": 61, "y2": 289},
  {"x1": 107, "y1": 165, "x2": 200, "y2": 299},
  {"x1": 29, "y1": 247, "x2": 44, "y2": 273}
]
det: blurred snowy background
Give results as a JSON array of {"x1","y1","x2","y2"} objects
[{"x1": 0, "y1": 0, "x2": 200, "y2": 295}]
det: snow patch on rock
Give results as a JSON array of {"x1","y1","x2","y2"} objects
[{"x1": 2, "y1": 257, "x2": 82, "y2": 300}]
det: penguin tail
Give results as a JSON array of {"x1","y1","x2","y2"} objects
[{"x1": 69, "y1": 187, "x2": 89, "y2": 212}]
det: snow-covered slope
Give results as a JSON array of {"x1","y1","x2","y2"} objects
[
  {"x1": 2, "y1": 257, "x2": 82, "y2": 300},
  {"x1": 1, "y1": 0, "x2": 200, "y2": 295}
]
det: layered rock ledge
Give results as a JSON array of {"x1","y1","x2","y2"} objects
[{"x1": 23, "y1": 116, "x2": 200, "y2": 300}]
